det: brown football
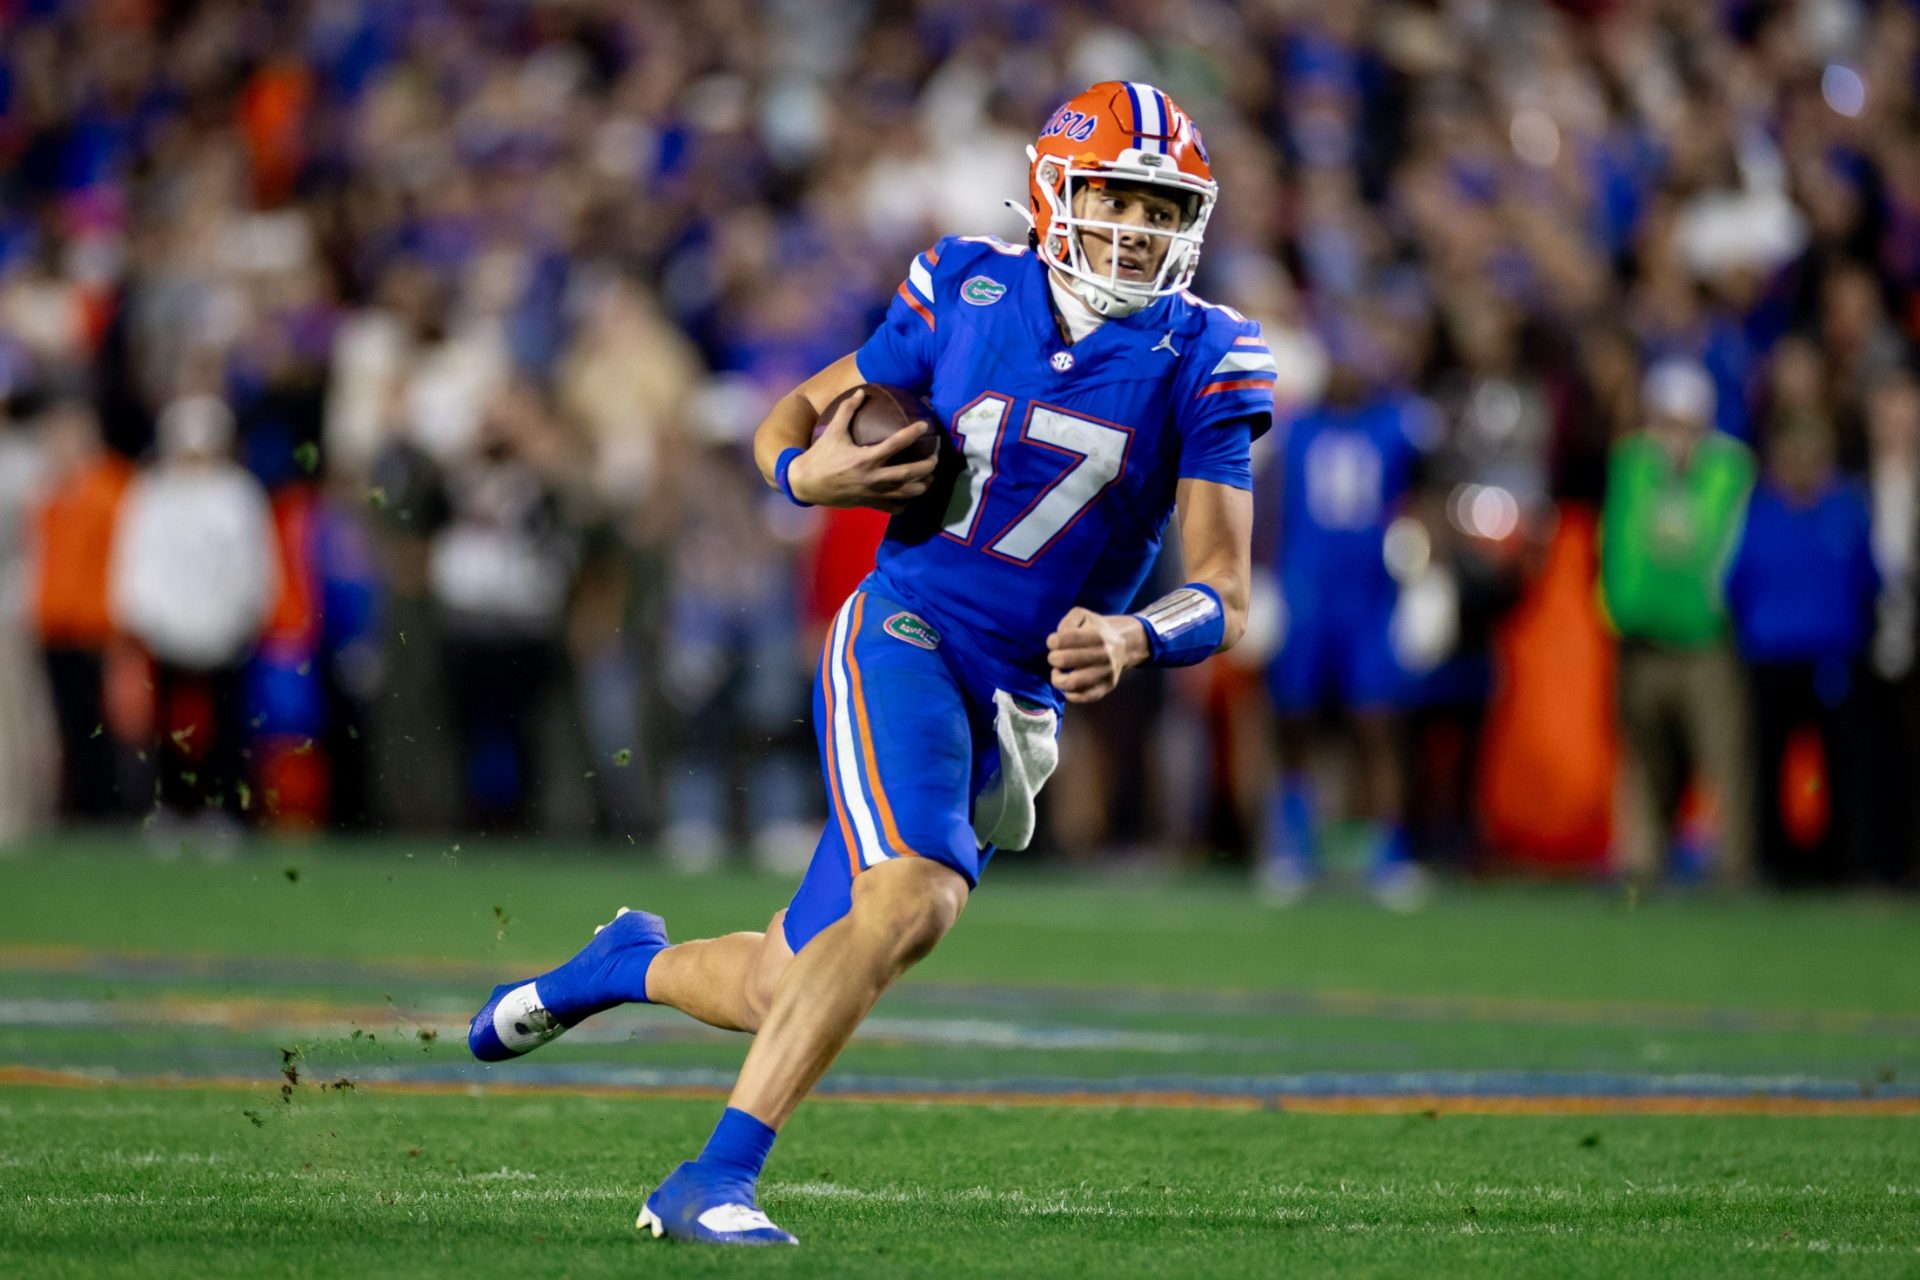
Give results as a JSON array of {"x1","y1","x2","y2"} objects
[{"x1": 819, "y1": 384, "x2": 941, "y2": 463}]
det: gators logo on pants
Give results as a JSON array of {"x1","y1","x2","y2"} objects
[{"x1": 884, "y1": 612, "x2": 941, "y2": 650}]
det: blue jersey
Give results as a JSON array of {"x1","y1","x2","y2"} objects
[
  {"x1": 854, "y1": 235, "x2": 1273, "y2": 704},
  {"x1": 1274, "y1": 396, "x2": 1428, "y2": 598}
]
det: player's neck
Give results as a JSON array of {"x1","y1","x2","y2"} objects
[{"x1": 1046, "y1": 270, "x2": 1107, "y2": 346}]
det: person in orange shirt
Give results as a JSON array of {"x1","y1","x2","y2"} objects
[{"x1": 30, "y1": 400, "x2": 133, "y2": 819}]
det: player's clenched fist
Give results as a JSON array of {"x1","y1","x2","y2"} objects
[
  {"x1": 1046, "y1": 606, "x2": 1152, "y2": 704},
  {"x1": 787, "y1": 389, "x2": 939, "y2": 513}
]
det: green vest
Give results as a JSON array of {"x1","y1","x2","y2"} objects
[{"x1": 1599, "y1": 432, "x2": 1755, "y2": 649}]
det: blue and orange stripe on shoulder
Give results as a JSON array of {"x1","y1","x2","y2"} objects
[
  {"x1": 1198, "y1": 338, "x2": 1278, "y2": 396},
  {"x1": 896, "y1": 282, "x2": 935, "y2": 331},
  {"x1": 895, "y1": 251, "x2": 938, "y2": 331}
]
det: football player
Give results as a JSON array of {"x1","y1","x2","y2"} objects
[
  {"x1": 1263, "y1": 339, "x2": 1432, "y2": 907},
  {"x1": 465, "y1": 82, "x2": 1275, "y2": 1245}
]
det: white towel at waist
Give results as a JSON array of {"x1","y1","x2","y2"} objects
[{"x1": 971, "y1": 689, "x2": 1059, "y2": 852}]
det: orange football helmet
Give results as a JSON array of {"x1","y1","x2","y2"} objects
[{"x1": 1023, "y1": 81, "x2": 1219, "y2": 317}]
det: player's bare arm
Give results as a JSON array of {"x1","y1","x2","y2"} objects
[
  {"x1": 1046, "y1": 476, "x2": 1253, "y2": 703},
  {"x1": 750, "y1": 354, "x2": 938, "y2": 512}
]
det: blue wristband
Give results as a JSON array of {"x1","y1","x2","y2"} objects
[
  {"x1": 1133, "y1": 583, "x2": 1225, "y2": 667},
  {"x1": 774, "y1": 447, "x2": 812, "y2": 507}
]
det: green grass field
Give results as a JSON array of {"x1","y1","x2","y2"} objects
[{"x1": 1, "y1": 837, "x2": 1917, "y2": 1276}]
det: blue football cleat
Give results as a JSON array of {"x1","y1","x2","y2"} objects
[
  {"x1": 636, "y1": 1161, "x2": 797, "y2": 1246},
  {"x1": 467, "y1": 907, "x2": 668, "y2": 1063}
]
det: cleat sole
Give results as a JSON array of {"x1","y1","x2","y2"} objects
[{"x1": 637, "y1": 1207, "x2": 664, "y2": 1238}]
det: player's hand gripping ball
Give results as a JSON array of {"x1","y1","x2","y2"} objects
[
  {"x1": 792, "y1": 385, "x2": 941, "y2": 513},
  {"x1": 824, "y1": 384, "x2": 941, "y2": 459}
]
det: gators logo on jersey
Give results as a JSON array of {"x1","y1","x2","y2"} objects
[
  {"x1": 884, "y1": 612, "x2": 941, "y2": 650},
  {"x1": 960, "y1": 276, "x2": 1007, "y2": 306}
]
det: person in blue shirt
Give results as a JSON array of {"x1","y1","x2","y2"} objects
[
  {"x1": 1263, "y1": 339, "x2": 1431, "y2": 906},
  {"x1": 461, "y1": 82, "x2": 1272, "y2": 1246},
  {"x1": 1726, "y1": 411, "x2": 1879, "y2": 885}
]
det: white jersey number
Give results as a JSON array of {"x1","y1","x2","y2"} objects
[
  {"x1": 1302, "y1": 431, "x2": 1384, "y2": 531},
  {"x1": 939, "y1": 399, "x2": 1131, "y2": 563}
]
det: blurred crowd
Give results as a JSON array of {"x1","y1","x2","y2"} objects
[{"x1": 0, "y1": 0, "x2": 1915, "y2": 888}]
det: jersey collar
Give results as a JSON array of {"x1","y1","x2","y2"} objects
[{"x1": 1024, "y1": 254, "x2": 1173, "y2": 356}]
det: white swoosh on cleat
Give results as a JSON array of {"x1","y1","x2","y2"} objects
[
  {"x1": 491, "y1": 983, "x2": 563, "y2": 1053},
  {"x1": 696, "y1": 1204, "x2": 776, "y2": 1234}
]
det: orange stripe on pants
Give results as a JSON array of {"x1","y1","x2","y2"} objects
[
  {"x1": 842, "y1": 593, "x2": 921, "y2": 861},
  {"x1": 819, "y1": 622, "x2": 861, "y2": 875}
]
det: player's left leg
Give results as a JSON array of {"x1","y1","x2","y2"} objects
[
  {"x1": 639, "y1": 588, "x2": 989, "y2": 1245},
  {"x1": 638, "y1": 861, "x2": 966, "y2": 1246},
  {"x1": 730, "y1": 855, "x2": 964, "y2": 1123}
]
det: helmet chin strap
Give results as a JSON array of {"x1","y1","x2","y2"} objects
[
  {"x1": 1007, "y1": 199, "x2": 1151, "y2": 319},
  {"x1": 1066, "y1": 273, "x2": 1147, "y2": 318}
]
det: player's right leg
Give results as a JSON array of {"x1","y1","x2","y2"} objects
[
  {"x1": 466, "y1": 905, "x2": 673, "y2": 1061},
  {"x1": 466, "y1": 889, "x2": 807, "y2": 1060},
  {"x1": 464, "y1": 589, "x2": 962, "y2": 1062},
  {"x1": 465, "y1": 812, "x2": 868, "y2": 1059},
  {"x1": 643, "y1": 912, "x2": 794, "y2": 1031}
]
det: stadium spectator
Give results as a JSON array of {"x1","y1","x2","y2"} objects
[
  {"x1": 109, "y1": 395, "x2": 278, "y2": 847},
  {"x1": 426, "y1": 382, "x2": 582, "y2": 833},
  {"x1": 29, "y1": 399, "x2": 132, "y2": 819},
  {"x1": 1863, "y1": 371, "x2": 1920, "y2": 886},
  {"x1": 361, "y1": 414, "x2": 462, "y2": 833},
  {"x1": 0, "y1": 398, "x2": 56, "y2": 846},
  {"x1": 1409, "y1": 297, "x2": 1554, "y2": 866},
  {"x1": 558, "y1": 273, "x2": 706, "y2": 839},
  {"x1": 1601, "y1": 361, "x2": 1757, "y2": 886},
  {"x1": 656, "y1": 394, "x2": 814, "y2": 873},
  {"x1": 1727, "y1": 406, "x2": 1878, "y2": 884}
]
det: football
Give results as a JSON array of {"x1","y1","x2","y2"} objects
[{"x1": 821, "y1": 383, "x2": 941, "y2": 463}]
